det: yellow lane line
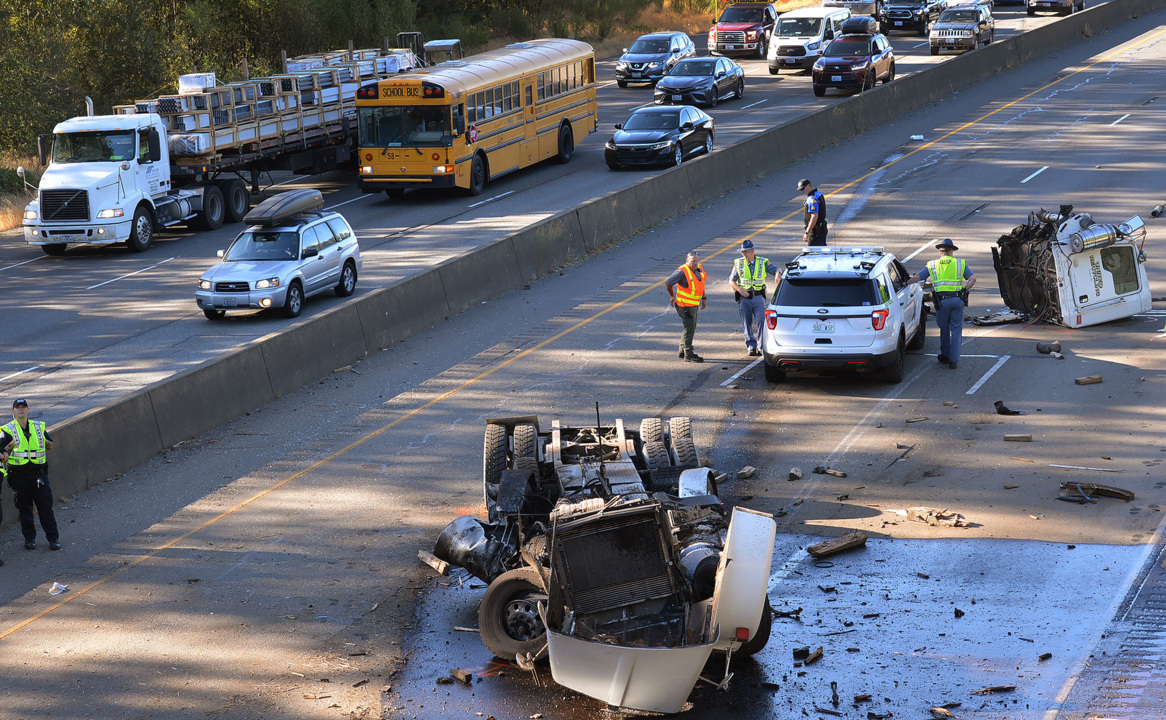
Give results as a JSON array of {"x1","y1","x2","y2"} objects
[{"x1": 3, "y1": 23, "x2": 1163, "y2": 641}]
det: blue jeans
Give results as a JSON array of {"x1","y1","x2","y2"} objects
[
  {"x1": 936, "y1": 296, "x2": 965, "y2": 362},
  {"x1": 737, "y1": 293, "x2": 766, "y2": 351}
]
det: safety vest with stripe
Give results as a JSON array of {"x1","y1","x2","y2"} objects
[
  {"x1": 675, "y1": 264, "x2": 706, "y2": 307},
  {"x1": 3, "y1": 420, "x2": 47, "y2": 465},
  {"x1": 927, "y1": 257, "x2": 966, "y2": 292},
  {"x1": 734, "y1": 256, "x2": 769, "y2": 293}
]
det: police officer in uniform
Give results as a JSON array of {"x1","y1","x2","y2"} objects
[
  {"x1": 799, "y1": 178, "x2": 828, "y2": 246},
  {"x1": 666, "y1": 251, "x2": 708, "y2": 363},
  {"x1": 2, "y1": 398, "x2": 61, "y2": 551},
  {"x1": 728, "y1": 239, "x2": 775, "y2": 357},
  {"x1": 908, "y1": 239, "x2": 976, "y2": 369}
]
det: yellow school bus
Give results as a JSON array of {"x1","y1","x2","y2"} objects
[{"x1": 355, "y1": 39, "x2": 597, "y2": 197}]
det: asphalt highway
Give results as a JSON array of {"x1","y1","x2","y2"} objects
[
  {"x1": 0, "y1": 11, "x2": 1163, "y2": 719},
  {"x1": 0, "y1": 6, "x2": 1106, "y2": 426}
]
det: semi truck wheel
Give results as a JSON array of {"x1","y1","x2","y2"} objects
[
  {"x1": 478, "y1": 567, "x2": 548, "y2": 660},
  {"x1": 127, "y1": 206, "x2": 154, "y2": 252},
  {"x1": 218, "y1": 179, "x2": 250, "y2": 223},
  {"x1": 41, "y1": 243, "x2": 68, "y2": 256},
  {"x1": 512, "y1": 424, "x2": 537, "y2": 460},
  {"x1": 640, "y1": 417, "x2": 664, "y2": 444},
  {"x1": 197, "y1": 185, "x2": 225, "y2": 230}
]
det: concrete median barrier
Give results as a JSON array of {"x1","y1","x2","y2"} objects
[
  {"x1": 633, "y1": 164, "x2": 696, "y2": 227},
  {"x1": 50, "y1": 391, "x2": 163, "y2": 498},
  {"x1": 260, "y1": 303, "x2": 368, "y2": 398},
  {"x1": 511, "y1": 210, "x2": 587, "y2": 275},
  {"x1": 357, "y1": 269, "x2": 451, "y2": 349},
  {"x1": 437, "y1": 237, "x2": 523, "y2": 314},
  {"x1": 577, "y1": 186, "x2": 644, "y2": 253}
]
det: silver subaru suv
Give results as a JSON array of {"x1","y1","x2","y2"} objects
[
  {"x1": 196, "y1": 189, "x2": 362, "y2": 320},
  {"x1": 761, "y1": 247, "x2": 926, "y2": 384}
]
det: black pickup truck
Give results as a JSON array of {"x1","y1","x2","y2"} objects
[{"x1": 880, "y1": 0, "x2": 947, "y2": 34}]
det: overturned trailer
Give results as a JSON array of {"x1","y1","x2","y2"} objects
[
  {"x1": 433, "y1": 415, "x2": 776, "y2": 713},
  {"x1": 993, "y1": 205, "x2": 1151, "y2": 328}
]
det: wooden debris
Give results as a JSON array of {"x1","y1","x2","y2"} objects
[
  {"x1": 1039, "y1": 652, "x2": 1052, "y2": 661},
  {"x1": 854, "y1": 694, "x2": 872, "y2": 703},
  {"x1": 449, "y1": 668, "x2": 473, "y2": 685},
  {"x1": 813, "y1": 466, "x2": 848, "y2": 478},
  {"x1": 303, "y1": 693, "x2": 333, "y2": 699},
  {"x1": 1011, "y1": 457, "x2": 1035, "y2": 463},
  {"x1": 808, "y1": 532, "x2": 869, "y2": 559},
  {"x1": 1075, "y1": 375, "x2": 1103, "y2": 385},
  {"x1": 917, "y1": 572, "x2": 930, "y2": 579},
  {"x1": 418, "y1": 550, "x2": 449, "y2": 576},
  {"x1": 973, "y1": 685, "x2": 1017, "y2": 695},
  {"x1": 815, "y1": 707, "x2": 844, "y2": 717},
  {"x1": 332, "y1": 365, "x2": 352, "y2": 373},
  {"x1": 804, "y1": 646, "x2": 824, "y2": 665},
  {"x1": 789, "y1": 467, "x2": 803, "y2": 481},
  {"x1": 906, "y1": 416, "x2": 929, "y2": 423},
  {"x1": 792, "y1": 646, "x2": 811, "y2": 660},
  {"x1": 1058, "y1": 482, "x2": 1134, "y2": 502},
  {"x1": 943, "y1": 401, "x2": 955, "y2": 406},
  {"x1": 738, "y1": 465, "x2": 757, "y2": 479},
  {"x1": 453, "y1": 626, "x2": 480, "y2": 633},
  {"x1": 931, "y1": 707, "x2": 959, "y2": 719},
  {"x1": 1004, "y1": 434, "x2": 1032, "y2": 442},
  {"x1": 906, "y1": 507, "x2": 967, "y2": 527},
  {"x1": 1004, "y1": 483, "x2": 1019, "y2": 489}
]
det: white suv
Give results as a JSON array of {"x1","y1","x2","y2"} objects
[{"x1": 762, "y1": 247, "x2": 926, "y2": 383}]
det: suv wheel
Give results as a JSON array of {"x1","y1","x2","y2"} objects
[
  {"x1": 813, "y1": 84, "x2": 826, "y2": 97},
  {"x1": 881, "y1": 335, "x2": 905, "y2": 383},
  {"x1": 335, "y1": 260, "x2": 357, "y2": 297},
  {"x1": 907, "y1": 311, "x2": 927, "y2": 350},
  {"x1": 884, "y1": 63, "x2": 895, "y2": 83},
  {"x1": 283, "y1": 281, "x2": 304, "y2": 318},
  {"x1": 764, "y1": 361, "x2": 785, "y2": 384}
]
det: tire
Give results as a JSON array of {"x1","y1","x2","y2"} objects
[
  {"x1": 643, "y1": 441, "x2": 671, "y2": 470},
  {"x1": 218, "y1": 179, "x2": 250, "y2": 223},
  {"x1": 988, "y1": 28, "x2": 995, "y2": 44},
  {"x1": 764, "y1": 361, "x2": 786, "y2": 383},
  {"x1": 41, "y1": 243, "x2": 67, "y2": 256},
  {"x1": 918, "y1": 21, "x2": 928, "y2": 36},
  {"x1": 606, "y1": 160, "x2": 620, "y2": 171},
  {"x1": 735, "y1": 604, "x2": 773, "y2": 658},
  {"x1": 669, "y1": 417, "x2": 698, "y2": 469},
  {"x1": 768, "y1": 66, "x2": 779, "y2": 75},
  {"x1": 668, "y1": 416, "x2": 693, "y2": 443},
  {"x1": 282, "y1": 281, "x2": 304, "y2": 318},
  {"x1": 813, "y1": 85, "x2": 826, "y2": 97},
  {"x1": 512, "y1": 424, "x2": 537, "y2": 460},
  {"x1": 756, "y1": 38, "x2": 767, "y2": 59},
  {"x1": 704, "y1": 133, "x2": 713, "y2": 156},
  {"x1": 617, "y1": 80, "x2": 628, "y2": 88},
  {"x1": 735, "y1": 78, "x2": 745, "y2": 99},
  {"x1": 553, "y1": 123, "x2": 574, "y2": 164},
  {"x1": 478, "y1": 567, "x2": 548, "y2": 660},
  {"x1": 672, "y1": 143, "x2": 683, "y2": 166},
  {"x1": 127, "y1": 205, "x2": 154, "y2": 252},
  {"x1": 881, "y1": 336, "x2": 905, "y2": 383},
  {"x1": 884, "y1": 63, "x2": 895, "y2": 84},
  {"x1": 203, "y1": 308, "x2": 226, "y2": 320},
  {"x1": 334, "y1": 260, "x2": 357, "y2": 297},
  {"x1": 513, "y1": 456, "x2": 539, "y2": 476},
  {"x1": 640, "y1": 418, "x2": 664, "y2": 445},
  {"x1": 1027, "y1": 8, "x2": 1035, "y2": 15},
  {"x1": 197, "y1": 185, "x2": 225, "y2": 231},
  {"x1": 386, "y1": 188, "x2": 406, "y2": 199},
  {"x1": 483, "y1": 424, "x2": 508, "y2": 488},
  {"x1": 467, "y1": 153, "x2": 486, "y2": 196},
  {"x1": 707, "y1": 86, "x2": 718, "y2": 108},
  {"x1": 930, "y1": 46, "x2": 940, "y2": 56},
  {"x1": 907, "y1": 311, "x2": 926, "y2": 350}
]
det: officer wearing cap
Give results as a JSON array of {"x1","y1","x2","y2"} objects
[
  {"x1": 798, "y1": 179, "x2": 828, "y2": 246},
  {"x1": 2, "y1": 398, "x2": 61, "y2": 551},
  {"x1": 728, "y1": 239, "x2": 775, "y2": 357},
  {"x1": 907, "y1": 239, "x2": 976, "y2": 369}
]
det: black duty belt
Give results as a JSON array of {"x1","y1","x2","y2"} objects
[{"x1": 934, "y1": 290, "x2": 963, "y2": 299}]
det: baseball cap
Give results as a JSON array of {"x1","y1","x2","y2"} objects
[
  {"x1": 797, "y1": 178, "x2": 811, "y2": 190},
  {"x1": 740, "y1": 239, "x2": 755, "y2": 253},
  {"x1": 12, "y1": 398, "x2": 28, "y2": 408}
]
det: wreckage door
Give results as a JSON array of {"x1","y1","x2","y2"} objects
[
  {"x1": 709, "y1": 507, "x2": 777, "y2": 653},
  {"x1": 1067, "y1": 246, "x2": 1142, "y2": 309}
]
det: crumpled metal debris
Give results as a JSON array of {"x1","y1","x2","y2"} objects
[
  {"x1": 898, "y1": 507, "x2": 968, "y2": 527},
  {"x1": 970, "y1": 309, "x2": 1025, "y2": 326}
]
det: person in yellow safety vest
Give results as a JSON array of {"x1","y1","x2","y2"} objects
[
  {"x1": 728, "y1": 239, "x2": 776, "y2": 357},
  {"x1": 907, "y1": 239, "x2": 976, "y2": 369},
  {"x1": 0, "y1": 458, "x2": 6, "y2": 566},
  {"x1": 1, "y1": 398, "x2": 61, "y2": 551},
  {"x1": 666, "y1": 251, "x2": 708, "y2": 363}
]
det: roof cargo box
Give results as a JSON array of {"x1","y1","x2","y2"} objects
[{"x1": 244, "y1": 189, "x2": 324, "y2": 226}]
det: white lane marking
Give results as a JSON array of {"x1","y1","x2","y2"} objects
[
  {"x1": 1109, "y1": 113, "x2": 1131, "y2": 126},
  {"x1": 0, "y1": 255, "x2": 46, "y2": 273},
  {"x1": 468, "y1": 190, "x2": 515, "y2": 209},
  {"x1": 966, "y1": 354, "x2": 1010, "y2": 395},
  {"x1": 903, "y1": 238, "x2": 936, "y2": 262},
  {"x1": 1050, "y1": 464, "x2": 1122, "y2": 472},
  {"x1": 86, "y1": 257, "x2": 177, "y2": 290},
  {"x1": 599, "y1": 80, "x2": 617, "y2": 88},
  {"x1": 721, "y1": 357, "x2": 764, "y2": 386},
  {"x1": 273, "y1": 177, "x2": 301, "y2": 186},
  {"x1": 325, "y1": 194, "x2": 374, "y2": 211},
  {"x1": 0, "y1": 365, "x2": 40, "y2": 383},
  {"x1": 834, "y1": 153, "x2": 901, "y2": 235},
  {"x1": 913, "y1": 41, "x2": 930, "y2": 48},
  {"x1": 1021, "y1": 165, "x2": 1049, "y2": 183},
  {"x1": 741, "y1": 99, "x2": 768, "y2": 109}
]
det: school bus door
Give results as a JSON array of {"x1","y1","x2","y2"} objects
[{"x1": 521, "y1": 81, "x2": 536, "y2": 165}]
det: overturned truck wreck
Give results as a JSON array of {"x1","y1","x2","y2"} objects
[
  {"x1": 433, "y1": 415, "x2": 776, "y2": 713},
  {"x1": 993, "y1": 205, "x2": 1150, "y2": 328}
]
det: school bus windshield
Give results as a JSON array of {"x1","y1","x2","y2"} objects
[{"x1": 358, "y1": 106, "x2": 452, "y2": 147}]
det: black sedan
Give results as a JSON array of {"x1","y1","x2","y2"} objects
[
  {"x1": 605, "y1": 106, "x2": 715, "y2": 170},
  {"x1": 653, "y1": 57, "x2": 745, "y2": 108}
]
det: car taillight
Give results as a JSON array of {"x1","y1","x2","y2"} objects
[
  {"x1": 766, "y1": 309, "x2": 777, "y2": 330},
  {"x1": 871, "y1": 309, "x2": 890, "y2": 330}
]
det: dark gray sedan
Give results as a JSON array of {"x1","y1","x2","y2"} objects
[
  {"x1": 653, "y1": 57, "x2": 745, "y2": 108},
  {"x1": 605, "y1": 106, "x2": 715, "y2": 169}
]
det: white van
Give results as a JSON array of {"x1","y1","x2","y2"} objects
[{"x1": 767, "y1": 7, "x2": 852, "y2": 73}]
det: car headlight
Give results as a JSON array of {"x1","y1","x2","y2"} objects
[
  {"x1": 813, "y1": 58, "x2": 825, "y2": 69},
  {"x1": 97, "y1": 208, "x2": 125, "y2": 219},
  {"x1": 650, "y1": 141, "x2": 673, "y2": 150},
  {"x1": 198, "y1": 279, "x2": 212, "y2": 290},
  {"x1": 648, "y1": 60, "x2": 663, "y2": 68},
  {"x1": 24, "y1": 209, "x2": 37, "y2": 221},
  {"x1": 605, "y1": 141, "x2": 617, "y2": 150},
  {"x1": 852, "y1": 59, "x2": 870, "y2": 70},
  {"x1": 255, "y1": 277, "x2": 281, "y2": 289},
  {"x1": 807, "y1": 41, "x2": 820, "y2": 50},
  {"x1": 961, "y1": 29, "x2": 973, "y2": 36}
]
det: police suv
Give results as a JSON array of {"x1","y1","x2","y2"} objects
[{"x1": 761, "y1": 247, "x2": 926, "y2": 384}]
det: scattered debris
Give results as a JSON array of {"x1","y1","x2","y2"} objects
[
  {"x1": 762, "y1": 682, "x2": 781, "y2": 691},
  {"x1": 738, "y1": 465, "x2": 757, "y2": 479},
  {"x1": 1075, "y1": 375, "x2": 1103, "y2": 385},
  {"x1": 813, "y1": 466, "x2": 848, "y2": 478},
  {"x1": 303, "y1": 693, "x2": 333, "y2": 699},
  {"x1": 1059, "y1": 482, "x2": 1134, "y2": 502},
  {"x1": 808, "y1": 532, "x2": 869, "y2": 559},
  {"x1": 854, "y1": 694, "x2": 872, "y2": 703},
  {"x1": 352, "y1": 679, "x2": 369, "y2": 688},
  {"x1": 867, "y1": 711, "x2": 894, "y2": 719},
  {"x1": 435, "y1": 676, "x2": 454, "y2": 685},
  {"x1": 418, "y1": 549, "x2": 449, "y2": 576},
  {"x1": 970, "y1": 309, "x2": 1024, "y2": 325},
  {"x1": 789, "y1": 467, "x2": 803, "y2": 481},
  {"x1": 775, "y1": 607, "x2": 803, "y2": 620},
  {"x1": 815, "y1": 707, "x2": 844, "y2": 717},
  {"x1": 917, "y1": 572, "x2": 931, "y2": 580},
  {"x1": 49, "y1": 582, "x2": 68, "y2": 596},
  {"x1": 1004, "y1": 434, "x2": 1032, "y2": 442},
  {"x1": 1011, "y1": 456, "x2": 1034, "y2": 463},
  {"x1": 943, "y1": 400, "x2": 955, "y2": 406},
  {"x1": 954, "y1": 608, "x2": 965, "y2": 618},
  {"x1": 831, "y1": 681, "x2": 840, "y2": 707},
  {"x1": 793, "y1": 646, "x2": 811, "y2": 660},
  {"x1": 906, "y1": 416, "x2": 929, "y2": 423},
  {"x1": 1035, "y1": 341, "x2": 1061, "y2": 354},
  {"x1": 453, "y1": 626, "x2": 480, "y2": 633},
  {"x1": 332, "y1": 365, "x2": 352, "y2": 373},
  {"x1": 836, "y1": 494, "x2": 849, "y2": 501},
  {"x1": 1039, "y1": 652, "x2": 1052, "y2": 661},
  {"x1": 1050, "y1": 464, "x2": 1122, "y2": 473},
  {"x1": 714, "y1": 472, "x2": 728, "y2": 483},
  {"x1": 911, "y1": 134, "x2": 925, "y2": 140},
  {"x1": 862, "y1": 613, "x2": 880, "y2": 619},
  {"x1": 449, "y1": 669, "x2": 473, "y2": 685},
  {"x1": 901, "y1": 507, "x2": 967, "y2": 527},
  {"x1": 818, "y1": 585, "x2": 837, "y2": 594},
  {"x1": 994, "y1": 400, "x2": 1025, "y2": 416},
  {"x1": 931, "y1": 707, "x2": 959, "y2": 719},
  {"x1": 973, "y1": 685, "x2": 1017, "y2": 695},
  {"x1": 1004, "y1": 484, "x2": 1019, "y2": 490},
  {"x1": 1050, "y1": 351, "x2": 1065, "y2": 359},
  {"x1": 805, "y1": 647, "x2": 824, "y2": 665}
]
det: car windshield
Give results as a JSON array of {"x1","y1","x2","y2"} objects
[
  {"x1": 774, "y1": 277, "x2": 879, "y2": 306},
  {"x1": 940, "y1": 9, "x2": 978, "y2": 20},
  {"x1": 776, "y1": 17, "x2": 822, "y2": 35},
  {"x1": 357, "y1": 105, "x2": 451, "y2": 147},
  {"x1": 825, "y1": 39, "x2": 873, "y2": 55},
  {"x1": 629, "y1": 38, "x2": 670, "y2": 53},
  {"x1": 670, "y1": 60, "x2": 717, "y2": 76},
  {"x1": 719, "y1": 7, "x2": 764, "y2": 22},
  {"x1": 623, "y1": 111, "x2": 680, "y2": 131},
  {"x1": 224, "y1": 231, "x2": 300, "y2": 261},
  {"x1": 52, "y1": 131, "x2": 138, "y2": 163}
]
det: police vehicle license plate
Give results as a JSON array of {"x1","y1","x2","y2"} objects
[
  {"x1": 813, "y1": 320, "x2": 835, "y2": 333},
  {"x1": 222, "y1": 298, "x2": 239, "y2": 307},
  {"x1": 672, "y1": 94, "x2": 682, "y2": 101},
  {"x1": 831, "y1": 75, "x2": 842, "y2": 82}
]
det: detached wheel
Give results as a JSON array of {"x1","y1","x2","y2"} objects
[
  {"x1": 41, "y1": 243, "x2": 67, "y2": 256},
  {"x1": 334, "y1": 260, "x2": 357, "y2": 297},
  {"x1": 643, "y1": 441, "x2": 672, "y2": 470},
  {"x1": 282, "y1": 281, "x2": 304, "y2": 318},
  {"x1": 735, "y1": 604, "x2": 773, "y2": 659},
  {"x1": 669, "y1": 417, "x2": 698, "y2": 469},
  {"x1": 203, "y1": 308, "x2": 226, "y2": 320},
  {"x1": 197, "y1": 185, "x2": 225, "y2": 231},
  {"x1": 553, "y1": 123, "x2": 574, "y2": 164},
  {"x1": 127, "y1": 205, "x2": 154, "y2": 252},
  {"x1": 467, "y1": 153, "x2": 486, "y2": 196},
  {"x1": 479, "y1": 567, "x2": 548, "y2": 660}
]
